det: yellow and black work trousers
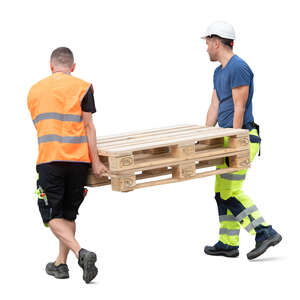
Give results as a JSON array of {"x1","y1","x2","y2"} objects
[{"x1": 214, "y1": 128, "x2": 270, "y2": 248}]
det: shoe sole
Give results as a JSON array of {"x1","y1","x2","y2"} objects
[
  {"x1": 247, "y1": 234, "x2": 282, "y2": 260},
  {"x1": 46, "y1": 269, "x2": 69, "y2": 279},
  {"x1": 83, "y1": 252, "x2": 98, "y2": 283},
  {"x1": 204, "y1": 248, "x2": 239, "y2": 258}
]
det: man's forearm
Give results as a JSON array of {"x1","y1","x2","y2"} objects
[
  {"x1": 233, "y1": 106, "x2": 245, "y2": 129},
  {"x1": 206, "y1": 105, "x2": 218, "y2": 126},
  {"x1": 85, "y1": 124, "x2": 100, "y2": 163}
]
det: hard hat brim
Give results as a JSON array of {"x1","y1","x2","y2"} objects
[{"x1": 200, "y1": 34, "x2": 235, "y2": 40}]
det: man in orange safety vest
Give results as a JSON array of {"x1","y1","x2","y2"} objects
[{"x1": 28, "y1": 47, "x2": 107, "y2": 283}]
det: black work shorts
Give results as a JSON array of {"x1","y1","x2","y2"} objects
[{"x1": 36, "y1": 162, "x2": 90, "y2": 225}]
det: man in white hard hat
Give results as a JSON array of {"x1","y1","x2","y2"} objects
[{"x1": 202, "y1": 21, "x2": 282, "y2": 260}]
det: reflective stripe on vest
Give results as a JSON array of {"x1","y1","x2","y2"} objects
[
  {"x1": 38, "y1": 135, "x2": 87, "y2": 144},
  {"x1": 33, "y1": 112, "x2": 82, "y2": 124},
  {"x1": 27, "y1": 72, "x2": 91, "y2": 165}
]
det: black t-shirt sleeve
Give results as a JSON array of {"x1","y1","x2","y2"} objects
[{"x1": 81, "y1": 86, "x2": 97, "y2": 113}]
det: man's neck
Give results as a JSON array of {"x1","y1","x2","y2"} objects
[
  {"x1": 52, "y1": 69, "x2": 71, "y2": 75},
  {"x1": 219, "y1": 51, "x2": 234, "y2": 69}
]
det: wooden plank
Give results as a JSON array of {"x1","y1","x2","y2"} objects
[
  {"x1": 142, "y1": 167, "x2": 169, "y2": 176},
  {"x1": 98, "y1": 127, "x2": 247, "y2": 151},
  {"x1": 99, "y1": 129, "x2": 249, "y2": 155},
  {"x1": 97, "y1": 126, "x2": 218, "y2": 149},
  {"x1": 86, "y1": 174, "x2": 110, "y2": 187},
  {"x1": 87, "y1": 179, "x2": 111, "y2": 187},
  {"x1": 113, "y1": 149, "x2": 249, "y2": 174},
  {"x1": 86, "y1": 158, "x2": 232, "y2": 187},
  {"x1": 196, "y1": 158, "x2": 224, "y2": 168},
  {"x1": 133, "y1": 167, "x2": 241, "y2": 190},
  {"x1": 97, "y1": 124, "x2": 201, "y2": 144},
  {"x1": 200, "y1": 137, "x2": 224, "y2": 145}
]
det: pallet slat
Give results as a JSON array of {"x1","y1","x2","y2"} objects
[
  {"x1": 97, "y1": 124, "x2": 200, "y2": 143},
  {"x1": 134, "y1": 167, "x2": 240, "y2": 190},
  {"x1": 97, "y1": 126, "x2": 219, "y2": 149},
  {"x1": 99, "y1": 130, "x2": 248, "y2": 155}
]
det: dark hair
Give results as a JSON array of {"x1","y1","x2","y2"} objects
[
  {"x1": 50, "y1": 47, "x2": 74, "y2": 67},
  {"x1": 209, "y1": 35, "x2": 234, "y2": 49}
]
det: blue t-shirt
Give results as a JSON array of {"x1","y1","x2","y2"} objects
[{"x1": 213, "y1": 55, "x2": 254, "y2": 128}]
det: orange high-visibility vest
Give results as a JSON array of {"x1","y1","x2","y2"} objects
[{"x1": 27, "y1": 72, "x2": 92, "y2": 165}]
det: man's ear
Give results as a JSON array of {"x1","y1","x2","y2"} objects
[
  {"x1": 71, "y1": 63, "x2": 76, "y2": 72},
  {"x1": 214, "y1": 38, "x2": 220, "y2": 49},
  {"x1": 50, "y1": 61, "x2": 54, "y2": 72}
]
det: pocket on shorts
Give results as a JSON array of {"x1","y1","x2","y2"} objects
[
  {"x1": 37, "y1": 198, "x2": 52, "y2": 225},
  {"x1": 36, "y1": 184, "x2": 52, "y2": 225}
]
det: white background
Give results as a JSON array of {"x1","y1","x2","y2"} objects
[{"x1": 0, "y1": 0, "x2": 298, "y2": 299}]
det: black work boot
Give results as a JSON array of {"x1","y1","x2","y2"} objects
[
  {"x1": 46, "y1": 262, "x2": 69, "y2": 279},
  {"x1": 204, "y1": 241, "x2": 239, "y2": 258},
  {"x1": 247, "y1": 233, "x2": 282, "y2": 260},
  {"x1": 78, "y1": 248, "x2": 98, "y2": 283}
]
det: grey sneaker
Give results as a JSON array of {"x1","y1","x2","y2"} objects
[
  {"x1": 46, "y1": 262, "x2": 69, "y2": 279},
  {"x1": 78, "y1": 248, "x2": 98, "y2": 283}
]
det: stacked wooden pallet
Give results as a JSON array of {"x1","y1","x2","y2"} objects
[{"x1": 86, "y1": 124, "x2": 250, "y2": 192}]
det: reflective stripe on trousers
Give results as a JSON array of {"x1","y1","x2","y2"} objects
[{"x1": 219, "y1": 173, "x2": 246, "y2": 181}]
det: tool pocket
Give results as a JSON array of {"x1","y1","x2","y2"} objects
[
  {"x1": 249, "y1": 134, "x2": 261, "y2": 144},
  {"x1": 36, "y1": 184, "x2": 52, "y2": 225},
  {"x1": 249, "y1": 128, "x2": 261, "y2": 160}
]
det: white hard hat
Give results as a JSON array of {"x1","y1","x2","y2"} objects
[{"x1": 201, "y1": 21, "x2": 235, "y2": 40}]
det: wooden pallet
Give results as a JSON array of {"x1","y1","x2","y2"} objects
[{"x1": 86, "y1": 124, "x2": 251, "y2": 192}]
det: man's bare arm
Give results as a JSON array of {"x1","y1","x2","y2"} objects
[
  {"x1": 232, "y1": 85, "x2": 249, "y2": 129},
  {"x1": 82, "y1": 112, "x2": 108, "y2": 177},
  {"x1": 206, "y1": 89, "x2": 219, "y2": 127}
]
